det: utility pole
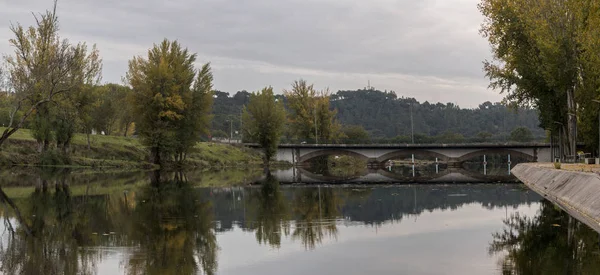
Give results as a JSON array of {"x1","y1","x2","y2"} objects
[
  {"x1": 314, "y1": 108, "x2": 318, "y2": 144},
  {"x1": 240, "y1": 109, "x2": 243, "y2": 143},
  {"x1": 593, "y1": 100, "x2": 600, "y2": 158},
  {"x1": 410, "y1": 103, "x2": 414, "y2": 144},
  {"x1": 229, "y1": 119, "x2": 233, "y2": 143}
]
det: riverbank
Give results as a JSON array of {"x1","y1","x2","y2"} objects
[
  {"x1": 0, "y1": 168, "x2": 265, "y2": 198},
  {"x1": 512, "y1": 163, "x2": 600, "y2": 232},
  {"x1": 0, "y1": 128, "x2": 272, "y2": 169}
]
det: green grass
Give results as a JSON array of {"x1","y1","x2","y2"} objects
[{"x1": 0, "y1": 127, "x2": 266, "y2": 168}]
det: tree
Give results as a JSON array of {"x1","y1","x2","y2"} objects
[
  {"x1": 127, "y1": 39, "x2": 197, "y2": 164},
  {"x1": 510, "y1": 126, "x2": 534, "y2": 142},
  {"x1": 0, "y1": 1, "x2": 102, "y2": 148},
  {"x1": 315, "y1": 91, "x2": 343, "y2": 143},
  {"x1": 284, "y1": 80, "x2": 316, "y2": 141},
  {"x1": 285, "y1": 80, "x2": 341, "y2": 143},
  {"x1": 476, "y1": 131, "x2": 493, "y2": 142},
  {"x1": 174, "y1": 63, "x2": 214, "y2": 161},
  {"x1": 341, "y1": 125, "x2": 370, "y2": 144},
  {"x1": 478, "y1": 0, "x2": 596, "y2": 156},
  {"x1": 242, "y1": 87, "x2": 286, "y2": 166}
]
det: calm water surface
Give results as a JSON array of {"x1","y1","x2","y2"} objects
[{"x1": 0, "y1": 169, "x2": 599, "y2": 274}]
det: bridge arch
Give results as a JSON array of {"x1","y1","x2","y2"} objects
[
  {"x1": 376, "y1": 149, "x2": 451, "y2": 163},
  {"x1": 456, "y1": 149, "x2": 535, "y2": 163},
  {"x1": 298, "y1": 149, "x2": 369, "y2": 163}
]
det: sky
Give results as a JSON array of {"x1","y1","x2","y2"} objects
[{"x1": 0, "y1": 0, "x2": 500, "y2": 108}]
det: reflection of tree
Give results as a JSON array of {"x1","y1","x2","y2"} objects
[
  {"x1": 245, "y1": 174, "x2": 290, "y2": 248},
  {"x1": 491, "y1": 200, "x2": 600, "y2": 274},
  {"x1": 124, "y1": 171, "x2": 217, "y2": 275},
  {"x1": 291, "y1": 187, "x2": 340, "y2": 250},
  {"x1": 0, "y1": 175, "x2": 99, "y2": 275},
  {"x1": 0, "y1": 170, "x2": 219, "y2": 275}
]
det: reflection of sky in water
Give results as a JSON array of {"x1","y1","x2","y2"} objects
[
  {"x1": 0, "y1": 202, "x2": 536, "y2": 275},
  {"x1": 3, "y1": 179, "x2": 591, "y2": 275},
  {"x1": 215, "y1": 203, "x2": 540, "y2": 275}
]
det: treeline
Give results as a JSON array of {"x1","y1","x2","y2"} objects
[{"x1": 213, "y1": 88, "x2": 544, "y2": 144}]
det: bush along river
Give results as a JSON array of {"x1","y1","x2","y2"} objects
[{"x1": 0, "y1": 168, "x2": 599, "y2": 274}]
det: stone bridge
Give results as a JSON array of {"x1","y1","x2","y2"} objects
[{"x1": 247, "y1": 143, "x2": 553, "y2": 167}]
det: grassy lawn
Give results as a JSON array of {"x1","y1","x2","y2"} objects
[{"x1": 0, "y1": 127, "x2": 264, "y2": 168}]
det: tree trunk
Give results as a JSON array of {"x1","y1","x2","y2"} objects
[
  {"x1": 0, "y1": 187, "x2": 33, "y2": 236},
  {"x1": 263, "y1": 156, "x2": 270, "y2": 174},
  {"x1": 123, "y1": 123, "x2": 129, "y2": 137},
  {"x1": 0, "y1": 100, "x2": 50, "y2": 149},
  {"x1": 150, "y1": 169, "x2": 161, "y2": 186},
  {"x1": 566, "y1": 88, "x2": 577, "y2": 158},
  {"x1": 0, "y1": 127, "x2": 20, "y2": 149},
  {"x1": 43, "y1": 139, "x2": 49, "y2": 153},
  {"x1": 150, "y1": 146, "x2": 161, "y2": 165},
  {"x1": 86, "y1": 133, "x2": 91, "y2": 150}
]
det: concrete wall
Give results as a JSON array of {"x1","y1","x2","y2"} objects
[{"x1": 512, "y1": 163, "x2": 600, "y2": 233}]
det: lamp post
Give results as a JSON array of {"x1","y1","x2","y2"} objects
[
  {"x1": 314, "y1": 107, "x2": 318, "y2": 145},
  {"x1": 410, "y1": 103, "x2": 414, "y2": 144},
  {"x1": 592, "y1": 100, "x2": 600, "y2": 160}
]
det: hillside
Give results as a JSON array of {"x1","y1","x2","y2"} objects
[{"x1": 211, "y1": 88, "x2": 544, "y2": 142}]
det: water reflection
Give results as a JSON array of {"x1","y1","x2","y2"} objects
[
  {"x1": 273, "y1": 165, "x2": 519, "y2": 184},
  {"x1": 244, "y1": 174, "x2": 290, "y2": 248},
  {"x1": 0, "y1": 170, "x2": 598, "y2": 274},
  {"x1": 296, "y1": 155, "x2": 525, "y2": 183},
  {"x1": 0, "y1": 170, "x2": 218, "y2": 275},
  {"x1": 491, "y1": 200, "x2": 600, "y2": 274}
]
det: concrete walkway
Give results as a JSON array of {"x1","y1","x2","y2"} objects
[{"x1": 512, "y1": 163, "x2": 600, "y2": 232}]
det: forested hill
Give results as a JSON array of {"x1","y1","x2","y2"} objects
[
  {"x1": 331, "y1": 89, "x2": 543, "y2": 139},
  {"x1": 212, "y1": 88, "x2": 544, "y2": 142}
]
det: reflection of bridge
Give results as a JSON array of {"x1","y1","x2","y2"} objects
[
  {"x1": 272, "y1": 167, "x2": 519, "y2": 184},
  {"x1": 250, "y1": 143, "x2": 553, "y2": 167}
]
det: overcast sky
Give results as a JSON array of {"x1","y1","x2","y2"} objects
[{"x1": 0, "y1": 0, "x2": 499, "y2": 107}]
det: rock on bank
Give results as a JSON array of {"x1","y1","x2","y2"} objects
[{"x1": 512, "y1": 163, "x2": 600, "y2": 232}]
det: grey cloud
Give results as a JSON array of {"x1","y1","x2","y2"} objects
[{"x1": 0, "y1": 0, "x2": 500, "y2": 107}]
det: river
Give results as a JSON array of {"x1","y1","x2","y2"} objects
[{"x1": 0, "y1": 168, "x2": 598, "y2": 274}]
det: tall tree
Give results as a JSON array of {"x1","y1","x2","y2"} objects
[
  {"x1": 284, "y1": 80, "x2": 316, "y2": 141},
  {"x1": 242, "y1": 87, "x2": 286, "y2": 166},
  {"x1": 315, "y1": 90, "x2": 343, "y2": 143},
  {"x1": 0, "y1": 1, "x2": 102, "y2": 148},
  {"x1": 285, "y1": 80, "x2": 341, "y2": 143},
  {"x1": 174, "y1": 63, "x2": 214, "y2": 161},
  {"x1": 479, "y1": 0, "x2": 594, "y2": 156},
  {"x1": 127, "y1": 39, "x2": 200, "y2": 164}
]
